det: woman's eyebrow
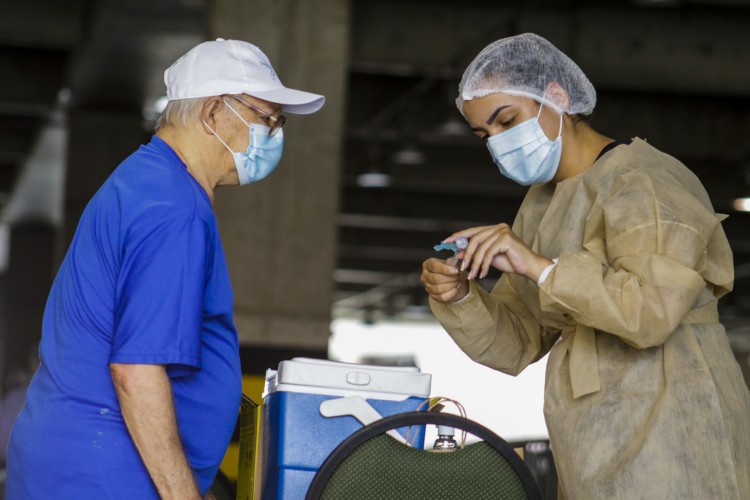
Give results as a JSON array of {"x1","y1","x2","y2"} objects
[{"x1": 486, "y1": 105, "x2": 512, "y2": 125}]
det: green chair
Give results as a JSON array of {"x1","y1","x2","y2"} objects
[{"x1": 305, "y1": 411, "x2": 542, "y2": 500}]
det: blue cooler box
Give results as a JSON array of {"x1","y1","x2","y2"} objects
[{"x1": 261, "y1": 358, "x2": 432, "y2": 499}]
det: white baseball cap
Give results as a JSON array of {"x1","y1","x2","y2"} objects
[{"x1": 164, "y1": 38, "x2": 325, "y2": 114}]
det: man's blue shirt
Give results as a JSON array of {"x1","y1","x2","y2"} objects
[{"x1": 7, "y1": 136, "x2": 242, "y2": 498}]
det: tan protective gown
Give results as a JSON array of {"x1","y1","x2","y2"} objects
[{"x1": 431, "y1": 139, "x2": 750, "y2": 499}]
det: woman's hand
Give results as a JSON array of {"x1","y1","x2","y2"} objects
[
  {"x1": 445, "y1": 224, "x2": 553, "y2": 282},
  {"x1": 421, "y1": 258, "x2": 469, "y2": 304}
]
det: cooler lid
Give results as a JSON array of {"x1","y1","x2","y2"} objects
[{"x1": 266, "y1": 357, "x2": 431, "y2": 397}]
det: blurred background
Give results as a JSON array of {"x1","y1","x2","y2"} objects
[{"x1": 0, "y1": 0, "x2": 749, "y2": 493}]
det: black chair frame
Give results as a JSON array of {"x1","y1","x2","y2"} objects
[{"x1": 305, "y1": 411, "x2": 542, "y2": 500}]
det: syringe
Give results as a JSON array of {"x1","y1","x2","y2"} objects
[{"x1": 433, "y1": 237, "x2": 469, "y2": 268}]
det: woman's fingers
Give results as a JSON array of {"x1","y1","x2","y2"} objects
[
  {"x1": 444, "y1": 226, "x2": 492, "y2": 269},
  {"x1": 459, "y1": 225, "x2": 501, "y2": 274},
  {"x1": 462, "y1": 224, "x2": 510, "y2": 279},
  {"x1": 424, "y1": 281, "x2": 460, "y2": 303},
  {"x1": 421, "y1": 258, "x2": 467, "y2": 303},
  {"x1": 443, "y1": 226, "x2": 490, "y2": 243},
  {"x1": 479, "y1": 241, "x2": 496, "y2": 279},
  {"x1": 467, "y1": 233, "x2": 500, "y2": 280},
  {"x1": 436, "y1": 224, "x2": 547, "y2": 283},
  {"x1": 421, "y1": 258, "x2": 458, "y2": 282}
]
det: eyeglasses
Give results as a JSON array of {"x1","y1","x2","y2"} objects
[{"x1": 229, "y1": 95, "x2": 286, "y2": 137}]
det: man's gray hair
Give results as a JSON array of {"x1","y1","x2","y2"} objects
[{"x1": 154, "y1": 97, "x2": 208, "y2": 131}]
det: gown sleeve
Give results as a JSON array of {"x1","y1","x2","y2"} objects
[
  {"x1": 430, "y1": 275, "x2": 559, "y2": 376},
  {"x1": 538, "y1": 165, "x2": 728, "y2": 349}
]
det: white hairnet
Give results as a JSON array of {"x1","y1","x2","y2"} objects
[{"x1": 457, "y1": 33, "x2": 596, "y2": 116}]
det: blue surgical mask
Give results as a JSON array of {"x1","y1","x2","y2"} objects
[
  {"x1": 486, "y1": 104, "x2": 562, "y2": 186},
  {"x1": 203, "y1": 100, "x2": 284, "y2": 185}
]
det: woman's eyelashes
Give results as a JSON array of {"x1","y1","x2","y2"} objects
[
  {"x1": 500, "y1": 115, "x2": 516, "y2": 127},
  {"x1": 476, "y1": 115, "x2": 517, "y2": 142}
]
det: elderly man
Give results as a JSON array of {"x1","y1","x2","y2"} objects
[{"x1": 7, "y1": 39, "x2": 324, "y2": 499}]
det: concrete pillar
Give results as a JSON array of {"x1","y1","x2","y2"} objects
[
  {"x1": 0, "y1": 109, "x2": 144, "y2": 385},
  {"x1": 1, "y1": 121, "x2": 66, "y2": 387},
  {"x1": 209, "y1": 1, "x2": 349, "y2": 352},
  {"x1": 64, "y1": 109, "x2": 147, "y2": 248},
  {"x1": 3, "y1": 222, "x2": 55, "y2": 385}
]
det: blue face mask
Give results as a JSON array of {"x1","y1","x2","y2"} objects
[
  {"x1": 486, "y1": 104, "x2": 562, "y2": 186},
  {"x1": 204, "y1": 99, "x2": 284, "y2": 185}
]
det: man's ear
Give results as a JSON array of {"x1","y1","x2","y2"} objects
[
  {"x1": 201, "y1": 96, "x2": 224, "y2": 132},
  {"x1": 546, "y1": 82, "x2": 570, "y2": 112}
]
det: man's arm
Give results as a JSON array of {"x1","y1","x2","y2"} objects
[{"x1": 110, "y1": 363, "x2": 202, "y2": 500}]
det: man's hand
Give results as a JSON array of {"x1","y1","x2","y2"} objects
[{"x1": 110, "y1": 363, "x2": 202, "y2": 500}]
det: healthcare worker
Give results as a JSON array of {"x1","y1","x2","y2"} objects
[{"x1": 421, "y1": 33, "x2": 750, "y2": 499}]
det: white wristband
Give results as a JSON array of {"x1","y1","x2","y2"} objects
[{"x1": 537, "y1": 258, "x2": 559, "y2": 286}]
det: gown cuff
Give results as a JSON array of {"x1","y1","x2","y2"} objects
[{"x1": 537, "y1": 258, "x2": 559, "y2": 286}]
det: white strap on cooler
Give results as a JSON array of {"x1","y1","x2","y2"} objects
[{"x1": 319, "y1": 396, "x2": 407, "y2": 444}]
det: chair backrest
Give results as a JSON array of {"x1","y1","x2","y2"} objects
[{"x1": 306, "y1": 411, "x2": 542, "y2": 500}]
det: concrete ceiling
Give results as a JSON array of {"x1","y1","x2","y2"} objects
[{"x1": 2, "y1": 0, "x2": 750, "y2": 337}]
